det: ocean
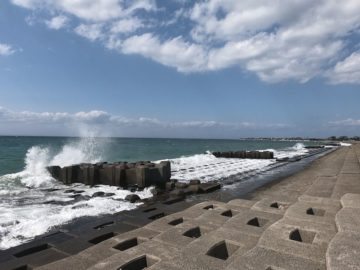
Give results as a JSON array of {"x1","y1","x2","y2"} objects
[{"x1": 0, "y1": 136, "x2": 320, "y2": 250}]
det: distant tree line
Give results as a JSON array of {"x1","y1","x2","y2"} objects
[{"x1": 327, "y1": 136, "x2": 360, "y2": 141}]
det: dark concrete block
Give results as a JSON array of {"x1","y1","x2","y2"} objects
[{"x1": 199, "y1": 182, "x2": 221, "y2": 193}]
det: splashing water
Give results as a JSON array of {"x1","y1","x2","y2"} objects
[
  {"x1": 0, "y1": 139, "x2": 311, "y2": 250},
  {"x1": 5, "y1": 137, "x2": 104, "y2": 188},
  {"x1": 0, "y1": 137, "x2": 155, "y2": 250}
]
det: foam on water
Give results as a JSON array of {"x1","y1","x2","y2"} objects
[
  {"x1": 0, "y1": 137, "x2": 153, "y2": 250},
  {"x1": 340, "y1": 142, "x2": 351, "y2": 146},
  {"x1": 0, "y1": 141, "x2": 308, "y2": 250},
  {"x1": 165, "y1": 144, "x2": 308, "y2": 182}
]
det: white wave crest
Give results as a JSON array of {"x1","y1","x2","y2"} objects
[
  {"x1": 3, "y1": 137, "x2": 104, "y2": 188},
  {"x1": 166, "y1": 152, "x2": 275, "y2": 182}
]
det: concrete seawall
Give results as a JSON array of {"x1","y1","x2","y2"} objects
[{"x1": 1, "y1": 145, "x2": 360, "y2": 269}]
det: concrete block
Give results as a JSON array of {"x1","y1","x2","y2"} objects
[
  {"x1": 198, "y1": 182, "x2": 221, "y2": 193},
  {"x1": 78, "y1": 227, "x2": 160, "y2": 265},
  {"x1": 34, "y1": 256, "x2": 97, "y2": 270},
  {"x1": 60, "y1": 165, "x2": 80, "y2": 184},
  {"x1": 82, "y1": 165, "x2": 99, "y2": 186},
  {"x1": 47, "y1": 165, "x2": 61, "y2": 179},
  {"x1": 88, "y1": 241, "x2": 178, "y2": 270},
  {"x1": 154, "y1": 222, "x2": 212, "y2": 248},
  {"x1": 181, "y1": 201, "x2": 228, "y2": 219},
  {"x1": 305, "y1": 176, "x2": 337, "y2": 198},
  {"x1": 326, "y1": 231, "x2": 360, "y2": 270},
  {"x1": 145, "y1": 213, "x2": 187, "y2": 232},
  {"x1": 99, "y1": 165, "x2": 115, "y2": 186},
  {"x1": 226, "y1": 247, "x2": 325, "y2": 270},
  {"x1": 170, "y1": 236, "x2": 247, "y2": 270},
  {"x1": 335, "y1": 207, "x2": 360, "y2": 233},
  {"x1": 157, "y1": 161, "x2": 171, "y2": 181},
  {"x1": 298, "y1": 194, "x2": 341, "y2": 208},
  {"x1": 194, "y1": 207, "x2": 236, "y2": 230},
  {"x1": 211, "y1": 227, "x2": 258, "y2": 249},
  {"x1": 258, "y1": 217, "x2": 336, "y2": 263},
  {"x1": 221, "y1": 209, "x2": 282, "y2": 237},
  {"x1": 53, "y1": 239, "x2": 93, "y2": 255},
  {"x1": 125, "y1": 168, "x2": 137, "y2": 186},
  {"x1": 340, "y1": 193, "x2": 360, "y2": 208},
  {"x1": 226, "y1": 199, "x2": 257, "y2": 210},
  {"x1": 114, "y1": 165, "x2": 126, "y2": 186},
  {"x1": 285, "y1": 201, "x2": 339, "y2": 230},
  {"x1": 251, "y1": 197, "x2": 290, "y2": 215},
  {"x1": 14, "y1": 247, "x2": 68, "y2": 267}
]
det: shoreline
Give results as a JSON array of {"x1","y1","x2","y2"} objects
[{"x1": 0, "y1": 146, "x2": 336, "y2": 269}]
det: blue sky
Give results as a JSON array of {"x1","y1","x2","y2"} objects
[{"x1": 1, "y1": 0, "x2": 360, "y2": 138}]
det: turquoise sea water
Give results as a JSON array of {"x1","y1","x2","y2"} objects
[{"x1": 0, "y1": 136, "x2": 320, "y2": 176}]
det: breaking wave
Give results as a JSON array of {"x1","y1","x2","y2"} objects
[{"x1": 0, "y1": 137, "x2": 152, "y2": 250}]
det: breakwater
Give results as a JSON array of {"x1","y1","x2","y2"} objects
[
  {"x1": 212, "y1": 150, "x2": 274, "y2": 159},
  {"x1": 47, "y1": 161, "x2": 171, "y2": 188}
]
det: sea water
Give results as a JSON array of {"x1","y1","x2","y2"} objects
[{"x1": 0, "y1": 136, "x2": 318, "y2": 249}]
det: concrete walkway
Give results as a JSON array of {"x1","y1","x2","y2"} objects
[{"x1": 36, "y1": 145, "x2": 360, "y2": 270}]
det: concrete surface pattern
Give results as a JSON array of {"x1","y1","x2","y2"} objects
[{"x1": 7, "y1": 145, "x2": 360, "y2": 270}]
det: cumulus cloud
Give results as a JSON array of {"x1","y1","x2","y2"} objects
[
  {"x1": 45, "y1": 15, "x2": 69, "y2": 30},
  {"x1": 10, "y1": 0, "x2": 360, "y2": 84},
  {"x1": 110, "y1": 17, "x2": 144, "y2": 34},
  {"x1": 121, "y1": 34, "x2": 208, "y2": 72},
  {"x1": 0, "y1": 43, "x2": 16, "y2": 56},
  {"x1": 327, "y1": 52, "x2": 360, "y2": 84},
  {"x1": 74, "y1": 23, "x2": 104, "y2": 41}
]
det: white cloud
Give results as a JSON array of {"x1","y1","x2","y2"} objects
[
  {"x1": 0, "y1": 43, "x2": 16, "y2": 56},
  {"x1": 45, "y1": 15, "x2": 69, "y2": 30},
  {"x1": 0, "y1": 106, "x2": 288, "y2": 132},
  {"x1": 110, "y1": 17, "x2": 144, "y2": 34},
  {"x1": 74, "y1": 23, "x2": 104, "y2": 41},
  {"x1": 12, "y1": 0, "x2": 156, "y2": 21},
  {"x1": 11, "y1": 0, "x2": 360, "y2": 84},
  {"x1": 327, "y1": 52, "x2": 360, "y2": 84},
  {"x1": 329, "y1": 118, "x2": 360, "y2": 126},
  {"x1": 121, "y1": 34, "x2": 208, "y2": 72}
]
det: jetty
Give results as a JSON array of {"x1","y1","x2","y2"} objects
[{"x1": 1, "y1": 144, "x2": 360, "y2": 269}]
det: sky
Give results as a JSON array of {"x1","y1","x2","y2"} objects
[{"x1": 0, "y1": 0, "x2": 360, "y2": 139}]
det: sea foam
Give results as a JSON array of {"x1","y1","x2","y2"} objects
[{"x1": 0, "y1": 141, "x2": 308, "y2": 250}]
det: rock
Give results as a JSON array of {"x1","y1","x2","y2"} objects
[
  {"x1": 188, "y1": 184, "x2": 200, "y2": 194},
  {"x1": 170, "y1": 189, "x2": 185, "y2": 197},
  {"x1": 71, "y1": 204, "x2": 89, "y2": 209},
  {"x1": 68, "y1": 194, "x2": 82, "y2": 199},
  {"x1": 64, "y1": 189, "x2": 77, "y2": 193},
  {"x1": 175, "y1": 182, "x2": 188, "y2": 189},
  {"x1": 189, "y1": 179, "x2": 201, "y2": 185},
  {"x1": 92, "y1": 191, "x2": 105, "y2": 198},
  {"x1": 166, "y1": 181, "x2": 175, "y2": 191},
  {"x1": 104, "y1": 193, "x2": 115, "y2": 197},
  {"x1": 276, "y1": 157, "x2": 289, "y2": 162},
  {"x1": 42, "y1": 188, "x2": 61, "y2": 192},
  {"x1": 183, "y1": 188, "x2": 194, "y2": 196},
  {"x1": 125, "y1": 194, "x2": 141, "y2": 203},
  {"x1": 151, "y1": 188, "x2": 164, "y2": 196}
]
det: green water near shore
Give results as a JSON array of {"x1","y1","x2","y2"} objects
[{"x1": 0, "y1": 136, "x2": 323, "y2": 176}]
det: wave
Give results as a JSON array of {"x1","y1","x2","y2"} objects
[
  {"x1": 3, "y1": 137, "x2": 104, "y2": 188},
  {"x1": 0, "y1": 137, "x2": 153, "y2": 250},
  {"x1": 339, "y1": 142, "x2": 351, "y2": 146},
  {"x1": 0, "y1": 140, "x2": 310, "y2": 250}
]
